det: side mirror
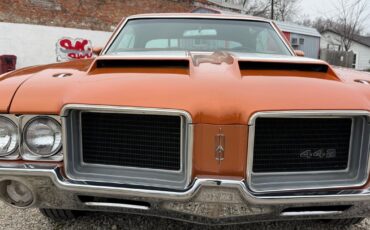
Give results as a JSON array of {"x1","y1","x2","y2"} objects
[
  {"x1": 294, "y1": 50, "x2": 305, "y2": 57},
  {"x1": 92, "y1": 47, "x2": 103, "y2": 56}
]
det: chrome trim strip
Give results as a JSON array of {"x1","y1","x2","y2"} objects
[
  {"x1": 247, "y1": 110, "x2": 370, "y2": 193},
  {"x1": 3, "y1": 164, "x2": 370, "y2": 205},
  {"x1": 60, "y1": 104, "x2": 192, "y2": 121},
  {"x1": 270, "y1": 21, "x2": 295, "y2": 55},
  {"x1": 355, "y1": 79, "x2": 370, "y2": 85},
  {"x1": 101, "y1": 15, "x2": 295, "y2": 56},
  {"x1": 84, "y1": 202, "x2": 150, "y2": 210},
  {"x1": 61, "y1": 104, "x2": 193, "y2": 190},
  {"x1": 280, "y1": 211, "x2": 343, "y2": 217},
  {"x1": 248, "y1": 110, "x2": 370, "y2": 125}
]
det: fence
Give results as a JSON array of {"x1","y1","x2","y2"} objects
[{"x1": 320, "y1": 49, "x2": 354, "y2": 68}]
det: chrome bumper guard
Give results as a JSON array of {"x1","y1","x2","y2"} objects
[{"x1": 1, "y1": 164, "x2": 370, "y2": 224}]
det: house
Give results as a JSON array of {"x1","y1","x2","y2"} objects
[
  {"x1": 321, "y1": 30, "x2": 370, "y2": 70},
  {"x1": 275, "y1": 21, "x2": 321, "y2": 59}
]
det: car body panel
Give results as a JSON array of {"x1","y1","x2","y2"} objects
[
  {"x1": 4, "y1": 53, "x2": 370, "y2": 179},
  {"x1": 8, "y1": 54, "x2": 370, "y2": 121}
]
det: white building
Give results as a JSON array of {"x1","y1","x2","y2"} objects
[
  {"x1": 0, "y1": 22, "x2": 112, "y2": 68},
  {"x1": 320, "y1": 30, "x2": 370, "y2": 70}
]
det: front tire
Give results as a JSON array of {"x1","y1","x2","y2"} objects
[{"x1": 39, "y1": 208, "x2": 82, "y2": 221}]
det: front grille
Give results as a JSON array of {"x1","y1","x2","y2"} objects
[
  {"x1": 253, "y1": 118, "x2": 352, "y2": 173},
  {"x1": 81, "y1": 112, "x2": 181, "y2": 171}
]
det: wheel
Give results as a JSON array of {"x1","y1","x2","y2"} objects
[
  {"x1": 39, "y1": 208, "x2": 82, "y2": 221},
  {"x1": 320, "y1": 218, "x2": 365, "y2": 226}
]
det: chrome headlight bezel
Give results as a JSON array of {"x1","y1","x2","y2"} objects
[
  {"x1": 20, "y1": 115, "x2": 63, "y2": 161},
  {"x1": 0, "y1": 115, "x2": 20, "y2": 160}
]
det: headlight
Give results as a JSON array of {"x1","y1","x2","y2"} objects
[
  {"x1": 23, "y1": 117, "x2": 62, "y2": 157},
  {"x1": 0, "y1": 117, "x2": 19, "y2": 156}
]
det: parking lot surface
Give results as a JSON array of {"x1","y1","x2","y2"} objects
[{"x1": 1, "y1": 201, "x2": 370, "y2": 230}]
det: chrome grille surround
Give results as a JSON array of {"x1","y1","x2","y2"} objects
[
  {"x1": 247, "y1": 111, "x2": 370, "y2": 193},
  {"x1": 61, "y1": 104, "x2": 193, "y2": 190}
]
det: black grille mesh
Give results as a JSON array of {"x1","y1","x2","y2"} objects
[
  {"x1": 253, "y1": 118, "x2": 352, "y2": 173},
  {"x1": 81, "y1": 112, "x2": 181, "y2": 171}
]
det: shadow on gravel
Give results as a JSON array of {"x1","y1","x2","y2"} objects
[{"x1": 49, "y1": 212, "x2": 368, "y2": 230}]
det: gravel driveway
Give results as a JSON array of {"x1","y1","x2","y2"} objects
[{"x1": 1, "y1": 201, "x2": 370, "y2": 230}]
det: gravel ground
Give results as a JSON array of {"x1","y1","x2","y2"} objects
[{"x1": 1, "y1": 201, "x2": 370, "y2": 230}]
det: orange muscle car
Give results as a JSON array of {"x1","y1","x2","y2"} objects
[{"x1": 1, "y1": 13, "x2": 370, "y2": 226}]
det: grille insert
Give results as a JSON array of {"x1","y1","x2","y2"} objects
[
  {"x1": 253, "y1": 118, "x2": 352, "y2": 173},
  {"x1": 81, "y1": 112, "x2": 181, "y2": 171}
]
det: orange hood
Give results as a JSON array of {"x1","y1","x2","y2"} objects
[{"x1": 2, "y1": 52, "x2": 370, "y2": 124}]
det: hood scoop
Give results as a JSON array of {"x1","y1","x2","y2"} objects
[
  {"x1": 239, "y1": 60, "x2": 340, "y2": 81},
  {"x1": 88, "y1": 58, "x2": 190, "y2": 75},
  {"x1": 239, "y1": 61, "x2": 328, "y2": 72}
]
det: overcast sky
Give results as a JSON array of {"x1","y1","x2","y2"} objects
[{"x1": 299, "y1": 0, "x2": 370, "y2": 35}]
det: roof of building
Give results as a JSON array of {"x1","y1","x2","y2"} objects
[
  {"x1": 275, "y1": 21, "x2": 321, "y2": 38},
  {"x1": 352, "y1": 34, "x2": 370, "y2": 47},
  {"x1": 322, "y1": 30, "x2": 370, "y2": 47}
]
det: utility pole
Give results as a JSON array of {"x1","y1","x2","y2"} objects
[{"x1": 271, "y1": 0, "x2": 274, "y2": 19}]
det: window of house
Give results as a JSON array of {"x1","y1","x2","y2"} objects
[{"x1": 352, "y1": 53, "x2": 357, "y2": 69}]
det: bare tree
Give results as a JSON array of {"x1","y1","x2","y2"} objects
[
  {"x1": 242, "y1": 0, "x2": 301, "y2": 20},
  {"x1": 242, "y1": 0, "x2": 269, "y2": 17},
  {"x1": 271, "y1": 0, "x2": 301, "y2": 21},
  {"x1": 333, "y1": 0, "x2": 369, "y2": 51},
  {"x1": 207, "y1": 0, "x2": 271, "y2": 17},
  {"x1": 297, "y1": 0, "x2": 369, "y2": 51},
  {"x1": 208, "y1": 0, "x2": 301, "y2": 21},
  {"x1": 300, "y1": 17, "x2": 312, "y2": 27},
  {"x1": 310, "y1": 17, "x2": 336, "y2": 33},
  {"x1": 241, "y1": 0, "x2": 271, "y2": 17}
]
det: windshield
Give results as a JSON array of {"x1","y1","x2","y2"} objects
[{"x1": 106, "y1": 18, "x2": 292, "y2": 56}]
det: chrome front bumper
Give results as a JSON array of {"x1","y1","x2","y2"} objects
[{"x1": 1, "y1": 164, "x2": 370, "y2": 224}]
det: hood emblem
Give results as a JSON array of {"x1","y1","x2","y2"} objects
[{"x1": 215, "y1": 128, "x2": 225, "y2": 164}]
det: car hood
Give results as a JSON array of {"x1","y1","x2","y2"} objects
[{"x1": 3, "y1": 52, "x2": 370, "y2": 124}]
